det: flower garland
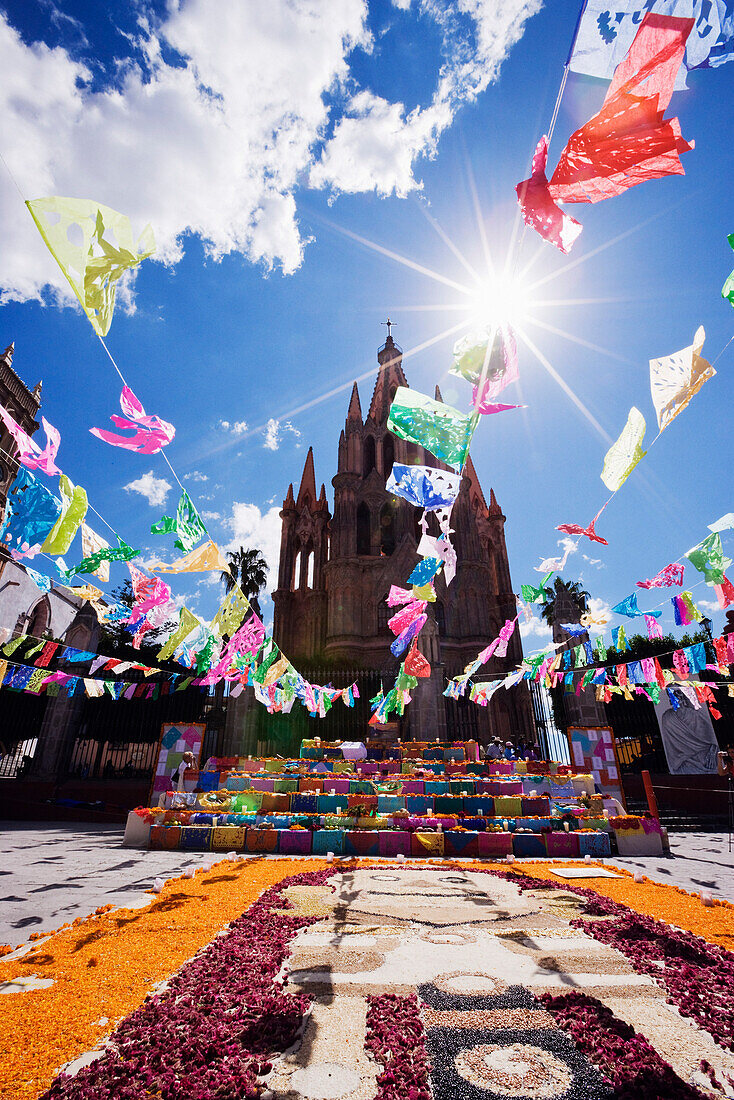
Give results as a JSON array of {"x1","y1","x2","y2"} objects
[
  {"x1": 0, "y1": 857, "x2": 330, "y2": 1100},
  {"x1": 541, "y1": 991, "x2": 707, "y2": 1100},
  {"x1": 484, "y1": 867, "x2": 734, "y2": 1053},
  {"x1": 39, "y1": 866, "x2": 340, "y2": 1100},
  {"x1": 365, "y1": 993, "x2": 431, "y2": 1100}
]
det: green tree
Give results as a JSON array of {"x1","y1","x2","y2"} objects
[
  {"x1": 98, "y1": 579, "x2": 176, "y2": 662},
  {"x1": 540, "y1": 577, "x2": 590, "y2": 626},
  {"x1": 220, "y1": 546, "x2": 268, "y2": 616}
]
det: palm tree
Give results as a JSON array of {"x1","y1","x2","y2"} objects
[
  {"x1": 221, "y1": 547, "x2": 268, "y2": 616},
  {"x1": 540, "y1": 577, "x2": 590, "y2": 627}
]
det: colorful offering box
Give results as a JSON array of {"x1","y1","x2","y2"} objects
[
  {"x1": 344, "y1": 830, "x2": 380, "y2": 856},
  {"x1": 378, "y1": 831, "x2": 412, "y2": 857},
  {"x1": 546, "y1": 831, "x2": 581, "y2": 857},
  {"x1": 444, "y1": 830, "x2": 480, "y2": 858},
  {"x1": 278, "y1": 830, "x2": 312, "y2": 855},
  {"x1": 578, "y1": 830, "x2": 611, "y2": 857},
  {"x1": 512, "y1": 832, "x2": 547, "y2": 857},
  {"x1": 245, "y1": 828, "x2": 279, "y2": 854},
  {"x1": 477, "y1": 831, "x2": 513, "y2": 857},
  {"x1": 211, "y1": 826, "x2": 246, "y2": 850},
  {"x1": 180, "y1": 826, "x2": 212, "y2": 851},
  {"x1": 411, "y1": 831, "x2": 445, "y2": 857},
  {"x1": 312, "y1": 829, "x2": 345, "y2": 855}
]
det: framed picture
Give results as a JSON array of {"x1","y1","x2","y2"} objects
[
  {"x1": 566, "y1": 725, "x2": 626, "y2": 810},
  {"x1": 148, "y1": 722, "x2": 207, "y2": 807},
  {"x1": 654, "y1": 688, "x2": 719, "y2": 774}
]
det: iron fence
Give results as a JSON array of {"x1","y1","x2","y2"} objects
[{"x1": 0, "y1": 736, "x2": 38, "y2": 778}]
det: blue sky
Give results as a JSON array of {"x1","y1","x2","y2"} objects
[{"x1": 0, "y1": 0, "x2": 732, "y2": 650}]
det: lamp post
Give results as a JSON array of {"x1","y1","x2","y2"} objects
[{"x1": 701, "y1": 616, "x2": 713, "y2": 640}]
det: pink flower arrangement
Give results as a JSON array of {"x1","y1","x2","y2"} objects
[
  {"x1": 365, "y1": 993, "x2": 431, "y2": 1100},
  {"x1": 541, "y1": 991, "x2": 706, "y2": 1099}
]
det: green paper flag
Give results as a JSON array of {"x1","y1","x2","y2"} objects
[
  {"x1": 41, "y1": 476, "x2": 88, "y2": 556},
  {"x1": 64, "y1": 536, "x2": 138, "y2": 579},
  {"x1": 521, "y1": 571, "x2": 554, "y2": 605},
  {"x1": 151, "y1": 490, "x2": 207, "y2": 554},
  {"x1": 686, "y1": 531, "x2": 732, "y2": 585},
  {"x1": 26, "y1": 197, "x2": 155, "y2": 338},
  {"x1": 722, "y1": 233, "x2": 734, "y2": 308},
  {"x1": 601, "y1": 406, "x2": 647, "y2": 492},
  {"x1": 387, "y1": 386, "x2": 476, "y2": 471}
]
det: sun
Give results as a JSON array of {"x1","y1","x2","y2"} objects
[{"x1": 466, "y1": 272, "x2": 533, "y2": 332}]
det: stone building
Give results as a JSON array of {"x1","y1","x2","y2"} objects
[
  {"x1": 0, "y1": 342, "x2": 100, "y2": 779},
  {"x1": 272, "y1": 330, "x2": 535, "y2": 745}
]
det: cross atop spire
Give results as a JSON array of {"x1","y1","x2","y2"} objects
[{"x1": 382, "y1": 318, "x2": 395, "y2": 338}]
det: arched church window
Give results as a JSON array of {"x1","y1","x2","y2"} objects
[
  {"x1": 294, "y1": 550, "x2": 303, "y2": 590},
  {"x1": 306, "y1": 550, "x2": 314, "y2": 589},
  {"x1": 363, "y1": 435, "x2": 376, "y2": 476},
  {"x1": 377, "y1": 594, "x2": 391, "y2": 634},
  {"x1": 356, "y1": 502, "x2": 371, "y2": 556},
  {"x1": 379, "y1": 501, "x2": 396, "y2": 556},
  {"x1": 382, "y1": 435, "x2": 394, "y2": 481},
  {"x1": 28, "y1": 595, "x2": 51, "y2": 638}
]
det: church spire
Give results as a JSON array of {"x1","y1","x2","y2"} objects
[
  {"x1": 489, "y1": 487, "x2": 504, "y2": 519},
  {"x1": 347, "y1": 381, "x2": 362, "y2": 424},
  {"x1": 296, "y1": 446, "x2": 317, "y2": 507},
  {"x1": 464, "y1": 454, "x2": 488, "y2": 513},
  {"x1": 367, "y1": 324, "x2": 408, "y2": 425}
]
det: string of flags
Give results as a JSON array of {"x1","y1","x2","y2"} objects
[
  {"x1": 1, "y1": 1, "x2": 731, "y2": 727},
  {"x1": 0, "y1": 193, "x2": 365, "y2": 719}
]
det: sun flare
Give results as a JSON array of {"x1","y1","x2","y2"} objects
[{"x1": 466, "y1": 273, "x2": 533, "y2": 332}]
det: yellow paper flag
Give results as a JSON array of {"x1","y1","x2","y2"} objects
[
  {"x1": 26, "y1": 197, "x2": 155, "y2": 337},
  {"x1": 148, "y1": 540, "x2": 229, "y2": 575},
  {"x1": 600, "y1": 406, "x2": 647, "y2": 492}
]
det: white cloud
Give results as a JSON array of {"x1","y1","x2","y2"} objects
[
  {"x1": 218, "y1": 419, "x2": 249, "y2": 435},
  {"x1": 202, "y1": 510, "x2": 221, "y2": 521},
  {"x1": 582, "y1": 554, "x2": 604, "y2": 568},
  {"x1": 183, "y1": 470, "x2": 208, "y2": 482},
  {"x1": 587, "y1": 596, "x2": 612, "y2": 624},
  {"x1": 124, "y1": 469, "x2": 172, "y2": 507},
  {"x1": 310, "y1": 90, "x2": 451, "y2": 198},
  {"x1": 311, "y1": 0, "x2": 542, "y2": 198},
  {"x1": 697, "y1": 599, "x2": 721, "y2": 614},
  {"x1": 519, "y1": 612, "x2": 552, "y2": 643},
  {"x1": 0, "y1": 2, "x2": 540, "y2": 305},
  {"x1": 223, "y1": 501, "x2": 282, "y2": 595},
  {"x1": 263, "y1": 417, "x2": 301, "y2": 450}
]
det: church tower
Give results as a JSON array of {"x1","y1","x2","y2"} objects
[
  {"x1": 273, "y1": 327, "x2": 535, "y2": 745},
  {"x1": 272, "y1": 446, "x2": 329, "y2": 660}
]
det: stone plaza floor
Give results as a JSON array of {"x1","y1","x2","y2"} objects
[{"x1": 2, "y1": 821, "x2": 733, "y2": 947}]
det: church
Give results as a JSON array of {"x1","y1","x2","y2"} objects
[{"x1": 272, "y1": 328, "x2": 535, "y2": 746}]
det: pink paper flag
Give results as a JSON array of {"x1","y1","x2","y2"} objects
[
  {"x1": 637, "y1": 563, "x2": 684, "y2": 589},
  {"x1": 0, "y1": 403, "x2": 61, "y2": 475},
  {"x1": 515, "y1": 135, "x2": 583, "y2": 254},
  {"x1": 90, "y1": 385, "x2": 175, "y2": 454},
  {"x1": 556, "y1": 505, "x2": 608, "y2": 546},
  {"x1": 644, "y1": 613, "x2": 663, "y2": 639}
]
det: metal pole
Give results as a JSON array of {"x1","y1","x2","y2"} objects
[{"x1": 642, "y1": 769, "x2": 659, "y2": 819}]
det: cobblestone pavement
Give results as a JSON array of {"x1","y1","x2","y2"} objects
[{"x1": 1, "y1": 822, "x2": 733, "y2": 948}]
